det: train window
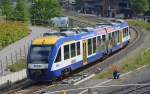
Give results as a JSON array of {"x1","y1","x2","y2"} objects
[
  {"x1": 93, "y1": 37, "x2": 96, "y2": 53},
  {"x1": 112, "y1": 32, "x2": 115, "y2": 38},
  {"x1": 88, "y1": 39, "x2": 92, "y2": 55},
  {"x1": 102, "y1": 35, "x2": 106, "y2": 42},
  {"x1": 117, "y1": 31, "x2": 120, "y2": 43},
  {"x1": 125, "y1": 28, "x2": 127, "y2": 36},
  {"x1": 71, "y1": 43, "x2": 76, "y2": 57},
  {"x1": 77, "y1": 42, "x2": 80, "y2": 55},
  {"x1": 108, "y1": 33, "x2": 112, "y2": 40},
  {"x1": 125, "y1": 29, "x2": 126, "y2": 37},
  {"x1": 126, "y1": 28, "x2": 128, "y2": 36},
  {"x1": 123, "y1": 29, "x2": 125, "y2": 37},
  {"x1": 55, "y1": 48, "x2": 61, "y2": 63},
  {"x1": 97, "y1": 36, "x2": 101, "y2": 45},
  {"x1": 112, "y1": 32, "x2": 115, "y2": 44},
  {"x1": 30, "y1": 45, "x2": 53, "y2": 64},
  {"x1": 125, "y1": 28, "x2": 127, "y2": 37},
  {"x1": 64, "y1": 45, "x2": 70, "y2": 60},
  {"x1": 115, "y1": 31, "x2": 117, "y2": 42}
]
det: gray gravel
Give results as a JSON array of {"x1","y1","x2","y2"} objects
[{"x1": 93, "y1": 66, "x2": 150, "y2": 94}]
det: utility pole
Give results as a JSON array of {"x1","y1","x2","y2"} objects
[{"x1": 102, "y1": 0, "x2": 111, "y2": 17}]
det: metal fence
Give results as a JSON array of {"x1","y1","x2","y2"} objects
[
  {"x1": 0, "y1": 33, "x2": 44, "y2": 92},
  {"x1": 0, "y1": 42, "x2": 29, "y2": 76},
  {"x1": 0, "y1": 20, "x2": 45, "y2": 90},
  {"x1": 0, "y1": 42, "x2": 30, "y2": 91}
]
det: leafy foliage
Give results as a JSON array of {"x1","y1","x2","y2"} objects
[
  {"x1": 1, "y1": 0, "x2": 14, "y2": 20},
  {"x1": 0, "y1": 21, "x2": 29, "y2": 49},
  {"x1": 75, "y1": 0, "x2": 84, "y2": 9},
  {"x1": 128, "y1": 20, "x2": 150, "y2": 31},
  {"x1": 14, "y1": 0, "x2": 30, "y2": 22},
  {"x1": 129, "y1": 0, "x2": 149, "y2": 14},
  {"x1": 31, "y1": 0, "x2": 61, "y2": 25},
  {"x1": 7, "y1": 58, "x2": 26, "y2": 72}
]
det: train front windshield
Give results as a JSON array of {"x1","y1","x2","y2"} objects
[{"x1": 29, "y1": 45, "x2": 53, "y2": 64}]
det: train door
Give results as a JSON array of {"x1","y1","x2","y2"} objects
[
  {"x1": 82, "y1": 40, "x2": 88, "y2": 65},
  {"x1": 119, "y1": 30, "x2": 123, "y2": 47},
  {"x1": 102, "y1": 35, "x2": 107, "y2": 53}
]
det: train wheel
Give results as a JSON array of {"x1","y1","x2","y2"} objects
[
  {"x1": 61, "y1": 68, "x2": 71, "y2": 76},
  {"x1": 109, "y1": 49, "x2": 112, "y2": 55}
]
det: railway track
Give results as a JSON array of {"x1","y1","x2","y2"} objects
[
  {"x1": 6, "y1": 14, "x2": 142, "y2": 94},
  {"x1": 107, "y1": 80, "x2": 150, "y2": 94},
  {"x1": 64, "y1": 10, "x2": 116, "y2": 25}
]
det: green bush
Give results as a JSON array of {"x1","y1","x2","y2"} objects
[
  {"x1": 128, "y1": 20, "x2": 150, "y2": 31},
  {"x1": 0, "y1": 21, "x2": 29, "y2": 49},
  {"x1": 7, "y1": 58, "x2": 26, "y2": 72}
]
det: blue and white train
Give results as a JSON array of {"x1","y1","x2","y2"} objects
[{"x1": 27, "y1": 20, "x2": 130, "y2": 81}]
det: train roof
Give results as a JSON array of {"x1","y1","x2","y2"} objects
[
  {"x1": 32, "y1": 20, "x2": 128, "y2": 45},
  {"x1": 32, "y1": 36, "x2": 60, "y2": 45}
]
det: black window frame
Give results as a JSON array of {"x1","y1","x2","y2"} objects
[
  {"x1": 88, "y1": 38, "x2": 92, "y2": 55},
  {"x1": 93, "y1": 37, "x2": 96, "y2": 53},
  {"x1": 117, "y1": 30, "x2": 120, "y2": 43},
  {"x1": 64, "y1": 45, "x2": 70, "y2": 60},
  {"x1": 55, "y1": 48, "x2": 61, "y2": 63},
  {"x1": 112, "y1": 32, "x2": 115, "y2": 39},
  {"x1": 123, "y1": 29, "x2": 125, "y2": 37},
  {"x1": 71, "y1": 43, "x2": 76, "y2": 58},
  {"x1": 77, "y1": 42, "x2": 80, "y2": 55},
  {"x1": 126, "y1": 28, "x2": 128, "y2": 36},
  {"x1": 29, "y1": 45, "x2": 53, "y2": 64},
  {"x1": 125, "y1": 28, "x2": 127, "y2": 37},
  {"x1": 108, "y1": 33, "x2": 112, "y2": 40},
  {"x1": 97, "y1": 36, "x2": 101, "y2": 46},
  {"x1": 102, "y1": 35, "x2": 106, "y2": 42}
]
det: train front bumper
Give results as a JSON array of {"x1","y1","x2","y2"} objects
[{"x1": 27, "y1": 69, "x2": 61, "y2": 81}]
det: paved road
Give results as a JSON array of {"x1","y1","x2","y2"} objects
[{"x1": 0, "y1": 26, "x2": 50, "y2": 75}]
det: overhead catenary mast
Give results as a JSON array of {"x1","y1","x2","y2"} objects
[{"x1": 102, "y1": 0, "x2": 112, "y2": 17}]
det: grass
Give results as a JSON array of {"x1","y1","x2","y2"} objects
[
  {"x1": 95, "y1": 50, "x2": 150, "y2": 79},
  {"x1": 7, "y1": 58, "x2": 26, "y2": 72},
  {"x1": 0, "y1": 21, "x2": 29, "y2": 50},
  {"x1": 128, "y1": 20, "x2": 150, "y2": 31}
]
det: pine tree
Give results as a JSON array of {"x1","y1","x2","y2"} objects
[
  {"x1": 1, "y1": 0, "x2": 14, "y2": 20},
  {"x1": 15, "y1": 0, "x2": 30, "y2": 22}
]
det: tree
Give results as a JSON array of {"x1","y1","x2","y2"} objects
[
  {"x1": 75, "y1": 0, "x2": 83, "y2": 6},
  {"x1": 130, "y1": 0, "x2": 149, "y2": 15},
  {"x1": 31, "y1": 0, "x2": 61, "y2": 25},
  {"x1": 144, "y1": 0, "x2": 150, "y2": 16},
  {"x1": 15, "y1": 0, "x2": 30, "y2": 22},
  {"x1": 75, "y1": 0, "x2": 84, "y2": 10},
  {"x1": 0, "y1": 9, "x2": 2, "y2": 16},
  {"x1": 1, "y1": 0, "x2": 14, "y2": 20}
]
